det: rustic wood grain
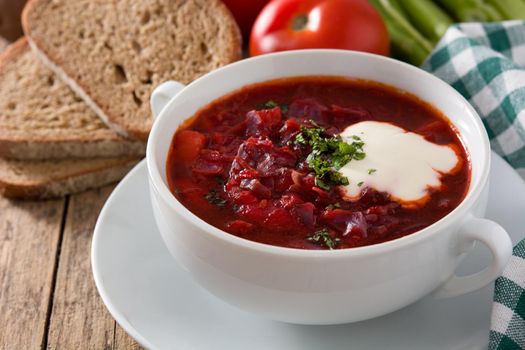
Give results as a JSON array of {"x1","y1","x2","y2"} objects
[
  {"x1": 0, "y1": 196, "x2": 65, "y2": 350},
  {"x1": 114, "y1": 326, "x2": 144, "y2": 350},
  {"x1": 46, "y1": 187, "x2": 141, "y2": 350}
]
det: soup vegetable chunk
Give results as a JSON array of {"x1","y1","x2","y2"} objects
[{"x1": 166, "y1": 77, "x2": 470, "y2": 250}]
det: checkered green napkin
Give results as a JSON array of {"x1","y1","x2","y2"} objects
[{"x1": 422, "y1": 21, "x2": 525, "y2": 349}]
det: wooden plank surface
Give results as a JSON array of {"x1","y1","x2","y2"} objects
[
  {"x1": 0, "y1": 197, "x2": 65, "y2": 350},
  {"x1": 46, "y1": 187, "x2": 142, "y2": 349}
]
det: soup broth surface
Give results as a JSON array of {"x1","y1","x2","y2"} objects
[{"x1": 167, "y1": 77, "x2": 470, "y2": 250}]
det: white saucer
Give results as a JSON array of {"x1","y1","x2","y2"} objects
[{"x1": 92, "y1": 152, "x2": 525, "y2": 350}]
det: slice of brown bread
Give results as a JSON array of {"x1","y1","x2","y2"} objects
[
  {"x1": 0, "y1": 38, "x2": 146, "y2": 160},
  {"x1": 0, "y1": 156, "x2": 140, "y2": 199},
  {"x1": 23, "y1": 0, "x2": 242, "y2": 141}
]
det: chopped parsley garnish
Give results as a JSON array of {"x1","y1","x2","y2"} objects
[
  {"x1": 261, "y1": 100, "x2": 289, "y2": 114},
  {"x1": 263, "y1": 100, "x2": 278, "y2": 109},
  {"x1": 307, "y1": 228, "x2": 340, "y2": 250},
  {"x1": 368, "y1": 168, "x2": 377, "y2": 175},
  {"x1": 204, "y1": 189, "x2": 227, "y2": 208},
  {"x1": 358, "y1": 181, "x2": 364, "y2": 187},
  {"x1": 295, "y1": 123, "x2": 365, "y2": 190},
  {"x1": 326, "y1": 202, "x2": 341, "y2": 210}
]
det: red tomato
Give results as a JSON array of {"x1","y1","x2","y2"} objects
[
  {"x1": 222, "y1": 0, "x2": 271, "y2": 39},
  {"x1": 250, "y1": 0, "x2": 389, "y2": 56}
]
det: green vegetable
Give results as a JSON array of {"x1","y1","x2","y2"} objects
[
  {"x1": 485, "y1": 0, "x2": 525, "y2": 19},
  {"x1": 263, "y1": 100, "x2": 278, "y2": 109},
  {"x1": 204, "y1": 189, "x2": 227, "y2": 208},
  {"x1": 307, "y1": 228, "x2": 340, "y2": 250},
  {"x1": 388, "y1": 21, "x2": 431, "y2": 65},
  {"x1": 369, "y1": 0, "x2": 432, "y2": 65},
  {"x1": 326, "y1": 202, "x2": 341, "y2": 210},
  {"x1": 434, "y1": 0, "x2": 503, "y2": 21},
  {"x1": 295, "y1": 123, "x2": 365, "y2": 190},
  {"x1": 397, "y1": 0, "x2": 453, "y2": 44},
  {"x1": 368, "y1": 168, "x2": 377, "y2": 175},
  {"x1": 262, "y1": 100, "x2": 288, "y2": 113}
]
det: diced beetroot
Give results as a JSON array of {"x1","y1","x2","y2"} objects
[
  {"x1": 237, "y1": 137, "x2": 273, "y2": 165},
  {"x1": 291, "y1": 170, "x2": 304, "y2": 186},
  {"x1": 264, "y1": 208, "x2": 297, "y2": 231},
  {"x1": 227, "y1": 220, "x2": 255, "y2": 235},
  {"x1": 370, "y1": 225, "x2": 388, "y2": 237},
  {"x1": 329, "y1": 104, "x2": 371, "y2": 123},
  {"x1": 237, "y1": 204, "x2": 268, "y2": 224},
  {"x1": 288, "y1": 98, "x2": 328, "y2": 122},
  {"x1": 240, "y1": 179, "x2": 271, "y2": 199},
  {"x1": 273, "y1": 168, "x2": 294, "y2": 193},
  {"x1": 365, "y1": 203, "x2": 398, "y2": 216},
  {"x1": 321, "y1": 209, "x2": 368, "y2": 237},
  {"x1": 230, "y1": 190, "x2": 258, "y2": 206},
  {"x1": 279, "y1": 118, "x2": 301, "y2": 143},
  {"x1": 292, "y1": 202, "x2": 316, "y2": 227},
  {"x1": 279, "y1": 193, "x2": 303, "y2": 208},
  {"x1": 312, "y1": 186, "x2": 332, "y2": 200},
  {"x1": 173, "y1": 130, "x2": 207, "y2": 161},
  {"x1": 228, "y1": 157, "x2": 259, "y2": 183},
  {"x1": 246, "y1": 107, "x2": 282, "y2": 137},
  {"x1": 200, "y1": 149, "x2": 222, "y2": 162},
  {"x1": 192, "y1": 159, "x2": 224, "y2": 175},
  {"x1": 303, "y1": 174, "x2": 316, "y2": 188},
  {"x1": 256, "y1": 149, "x2": 296, "y2": 177},
  {"x1": 360, "y1": 187, "x2": 392, "y2": 206}
]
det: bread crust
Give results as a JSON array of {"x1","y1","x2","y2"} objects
[
  {"x1": 0, "y1": 157, "x2": 139, "y2": 199},
  {"x1": 22, "y1": 0, "x2": 242, "y2": 141}
]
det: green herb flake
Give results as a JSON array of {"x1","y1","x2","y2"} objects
[
  {"x1": 326, "y1": 202, "x2": 341, "y2": 210},
  {"x1": 368, "y1": 168, "x2": 377, "y2": 175},
  {"x1": 294, "y1": 125, "x2": 365, "y2": 190},
  {"x1": 358, "y1": 181, "x2": 364, "y2": 187},
  {"x1": 263, "y1": 100, "x2": 278, "y2": 109},
  {"x1": 204, "y1": 189, "x2": 227, "y2": 208},
  {"x1": 307, "y1": 228, "x2": 340, "y2": 250}
]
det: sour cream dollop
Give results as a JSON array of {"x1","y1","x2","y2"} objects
[{"x1": 339, "y1": 121, "x2": 460, "y2": 203}]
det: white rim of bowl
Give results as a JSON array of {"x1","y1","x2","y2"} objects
[{"x1": 146, "y1": 49, "x2": 491, "y2": 259}]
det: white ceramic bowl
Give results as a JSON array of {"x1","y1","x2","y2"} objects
[{"x1": 146, "y1": 50, "x2": 512, "y2": 325}]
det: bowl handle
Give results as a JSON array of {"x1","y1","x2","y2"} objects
[
  {"x1": 433, "y1": 215, "x2": 512, "y2": 298},
  {"x1": 150, "y1": 81, "x2": 186, "y2": 120}
]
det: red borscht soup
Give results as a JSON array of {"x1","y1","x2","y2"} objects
[{"x1": 166, "y1": 77, "x2": 470, "y2": 250}]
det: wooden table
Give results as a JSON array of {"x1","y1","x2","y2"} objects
[{"x1": 0, "y1": 186, "x2": 143, "y2": 349}]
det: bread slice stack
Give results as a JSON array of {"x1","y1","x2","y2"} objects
[
  {"x1": 0, "y1": 0, "x2": 241, "y2": 199},
  {"x1": 0, "y1": 39, "x2": 143, "y2": 199}
]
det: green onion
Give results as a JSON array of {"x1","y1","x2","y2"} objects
[
  {"x1": 376, "y1": 0, "x2": 434, "y2": 52},
  {"x1": 369, "y1": 0, "x2": 432, "y2": 65},
  {"x1": 387, "y1": 19, "x2": 432, "y2": 65},
  {"x1": 485, "y1": 0, "x2": 525, "y2": 20},
  {"x1": 397, "y1": 0, "x2": 453, "y2": 44},
  {"x1": 434, "y1": 0, "x2": 503, "y2": 22}
]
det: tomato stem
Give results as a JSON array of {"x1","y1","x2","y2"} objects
[{"x1": 291, "y1": 15, "x2": 308, "y2": 31}]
